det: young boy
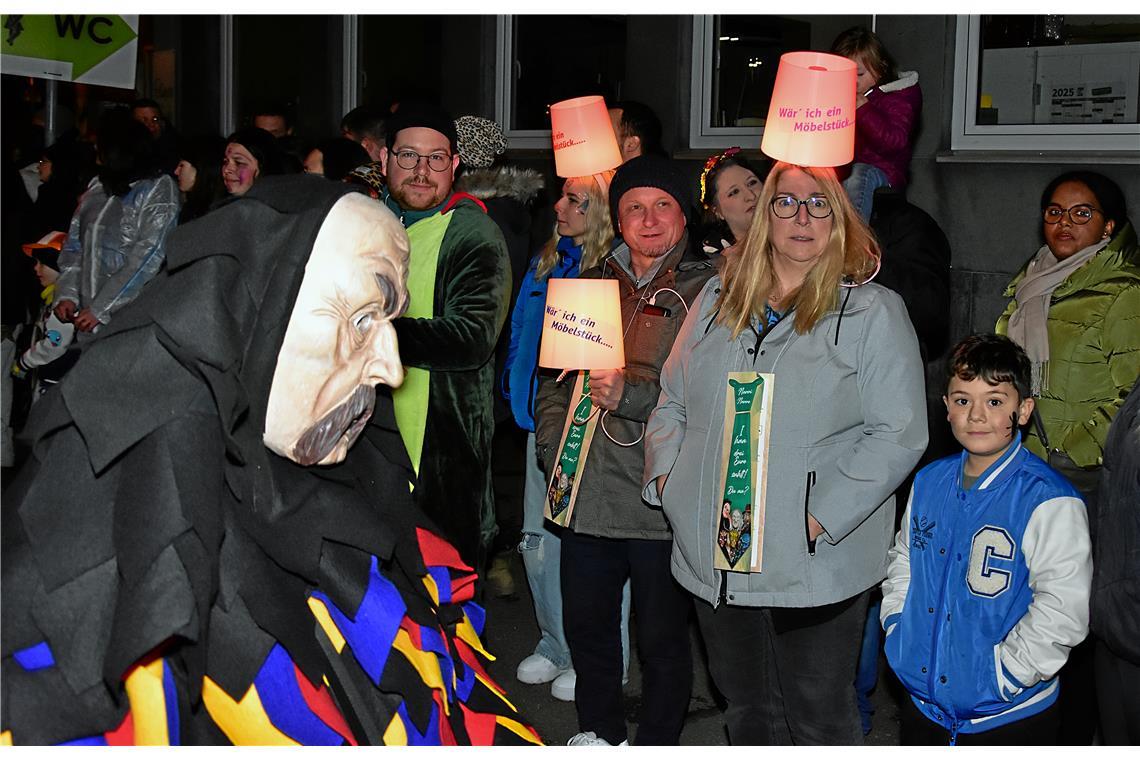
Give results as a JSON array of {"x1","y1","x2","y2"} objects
[
  {"x1": 11, "y1": 234, "x2": 77, "y2": 399},
  {"x1": 881, "y1": 333, "x2": 1092, "y2": 745}
]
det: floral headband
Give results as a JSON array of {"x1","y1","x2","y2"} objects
[{"x1": 699, "y1": 146, "x2": 742, "y2": 210}]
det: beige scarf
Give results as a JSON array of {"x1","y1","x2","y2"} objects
[{"x1": 1006, "y1": 239, "x2": 1108, "y2": 395}]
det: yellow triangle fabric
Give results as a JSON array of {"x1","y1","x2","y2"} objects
[
  {"x1": 391, "y1": 211, "x2": 453, "y2": 475},
  {"x1": 382, "y1": 712, "x2": 408, "y2": 746},
  {"x1": 496, "y1": 715, "x2": 543, "y2": 745},
  {"x1": 307, "y1": 596, "x2": 346, "y2": 653},
  {"x1": 201, "y1": 676, "x2": 299, "y2": 746},
  {"x1": 122, "y1": 658, "x2": 169, "y2": 745}
]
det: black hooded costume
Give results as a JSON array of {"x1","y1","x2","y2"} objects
[{"x1": 1, "y1": 176, "x2": 539, "y2": 746}]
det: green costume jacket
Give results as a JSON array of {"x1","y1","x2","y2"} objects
[
  {"x1": 997, "y1": 223, "x2": 1140, "y2": 467},
  {"x1": 385, "y1": 191, "x2": 511, "y2": 566}
]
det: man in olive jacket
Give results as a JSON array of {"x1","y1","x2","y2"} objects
[
  {"x1": 535, "y1": 155, "x2": 718, "y2": 746},
  {"x1": 380, "y1": 105, "x2": 511, "y2": 571}
]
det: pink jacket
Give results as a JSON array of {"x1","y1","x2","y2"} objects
[{"x1": 854, "y1": 71, "x2": 921, "y2": 188}]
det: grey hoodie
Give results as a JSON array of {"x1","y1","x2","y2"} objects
[{"x1": 643, "y1": 275, "x2": 928, "y2": 608}]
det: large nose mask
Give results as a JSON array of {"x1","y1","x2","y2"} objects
[{"x1": 264, "y1": 193, "x2": 410, "y2": 466}]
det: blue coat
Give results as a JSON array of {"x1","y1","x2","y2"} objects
[
  {"x1": 502, "y1": 237, "x2": 582, "y2": 431},
  {"x1": 881, "y1": 433, "x2": 1092, "y2": 739}
]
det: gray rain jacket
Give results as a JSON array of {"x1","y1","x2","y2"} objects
[
  {"x1": 54, "y1": 174, "x2": 179, "y2": 329},
  {"x1": 643, "y1": 275, "x2": 928, "y2": 608}
]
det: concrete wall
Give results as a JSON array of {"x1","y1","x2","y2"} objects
[{"x1": 875, "y1": 15, "x2": 1139, "y2": 348}]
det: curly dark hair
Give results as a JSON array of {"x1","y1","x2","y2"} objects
[{"x1": 947, "y1": 333, "x2": 1032, "y2": 400}]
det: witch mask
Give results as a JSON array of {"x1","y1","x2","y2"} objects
[{"x1": 264, "y1": 192, "x2": 410, "y2": 466}]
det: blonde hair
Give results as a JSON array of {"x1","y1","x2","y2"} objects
[
  {"x1": 535, "y1": 171, "x2": 616, "y2": 280},
  {"x1": 715, "y1": 162, "x2": 879, "y2": 337}
]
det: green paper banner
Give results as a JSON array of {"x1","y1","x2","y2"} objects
[
  {"x1": 546, "y1": 372, "x2": 599, "y2": 528},
  {"x1": 714, "y1": 372, "x2": 774, "y2": 573}
]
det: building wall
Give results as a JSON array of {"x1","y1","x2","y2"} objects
[
  {"x1": 150, "y1": 14, "x2": 1137, "y2": 356},
  {"x1": 571, "y1": 15, "x2": 1139, "y2": 359},
  {"x1": 877, "y1": 15, "x2": 1139, "y2": 348}
]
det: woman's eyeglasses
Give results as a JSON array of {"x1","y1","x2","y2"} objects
[
  {"x1": 1042, "y1": 204, "x2": 1100, "y2": 225},
  {"x1": 771, "y1": 195, "x2": 833, "y2": 219}
]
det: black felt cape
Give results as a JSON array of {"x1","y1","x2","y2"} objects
[{"x1": 1, "y1": 176, "x2": 536, "y2": 745}]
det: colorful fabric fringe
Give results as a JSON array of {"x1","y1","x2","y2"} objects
[{"x1": 5, "y1": 529, "x2": 540, "y2": 746}]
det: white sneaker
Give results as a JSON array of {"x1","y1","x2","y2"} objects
[
  {"x1": 516, "y1": 653, "x2": 566, "y2": 684},
  {"x1": 551, "y1": 668, "x2": 576, "y2": 701},
  {"x1": 567, "y1": 731, "x2": 627, "y2": 746}
]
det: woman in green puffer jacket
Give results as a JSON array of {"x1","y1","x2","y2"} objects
[{"x1": 997, "y1": 171, "x2": 1139, "y2": 509}]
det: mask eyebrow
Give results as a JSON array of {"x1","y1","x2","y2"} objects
[{"x1": 374, "y1": 272, "x2": 406, "y2": 318}]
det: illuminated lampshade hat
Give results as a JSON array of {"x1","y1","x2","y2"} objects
[
  {"x1": 549, "y1": 95, "x2": 623, "y2": 178},
  {"x1": 760, "y1": 51, "x2": 856, "y2": 167},
  {"x1": 538, "y1": 278, "x2": 625, "y2": 372}
]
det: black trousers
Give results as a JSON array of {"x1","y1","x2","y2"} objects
[
  {"x1": 900, "y1": 691, "x2": 1060, "y2": 745},
  {"x1": 694, "y1": 591, "x2": 869, "y2": 745},
  {"x1": 560, "y1": 531, "x2": 693, "y2": 745},
  {"x1": 1095, "y1": 640, "x2": 1140, "y2": 745}
]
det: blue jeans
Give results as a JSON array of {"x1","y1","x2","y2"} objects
[
  {"x1": 843, "y1": 163, "x2": 890, "y2": 222},
  {"x1": 519, "y1": 433, "x2": 630, "y2": 673},
  {"x1": 854, "y1": 595, "x2": 882, "y2": 735}
]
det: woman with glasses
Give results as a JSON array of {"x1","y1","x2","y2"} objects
[
  {"x1": 997, "y1": 171, "x2": 1138, "y2": 510},
  {"x1": 643, "y1": 162, "x2": 927, "y2": 744},
  {"x1": 995, "y1": 171, "x2": 1138, "y2": 745}
]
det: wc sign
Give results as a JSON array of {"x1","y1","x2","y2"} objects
[{"x1": 0, "y1": 14, "x2": 138, "y2": 89}]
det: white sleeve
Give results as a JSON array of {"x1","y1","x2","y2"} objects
[
  {"x1": 19, "y1": 313, "x2": 76, "y2": 369},
  {"x1": 998, "y1": 496, "x2": 1092, "y2": 689},
  {"x1": 880, "y1": 486, "x2": 914, "y2": 634}
]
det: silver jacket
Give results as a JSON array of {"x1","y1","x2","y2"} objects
[{"x1": 54, "y1": 175, "x2": 179, "y2": 328}]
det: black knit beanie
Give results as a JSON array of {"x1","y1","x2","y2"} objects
[
  {"x1": 384, "y1": 103, "x2": 459, "y2": 153},
  {"x1": 609, "y1": 154, "x2": 692, "y2": 229}
]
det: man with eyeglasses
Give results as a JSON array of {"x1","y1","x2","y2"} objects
[{"x1": 378, "y1": 104, "x2": 512, "y2": 576}]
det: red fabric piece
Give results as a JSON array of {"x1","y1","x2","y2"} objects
[
  {"x1": 450, "y1": 571, "x2": 476, "y2": 603},
  {"x1": 416, "y1": 528, "x2": 472, "y2": 571},
  {"x1": 442, "y1": 192, "x2": 487, "y2": 215},
  {"x1": 399, "y1": 617, "x2": 423, "y2": 649},
  {"x1": 453, "y1": 637, "x2": 499, "y2": 692},
  {"x1": 434, "y1": 692, "x2": 457, "y2": 745},
  {"x1": 104, "y1": 711, "x2": 134, "y2": 746},
  {"x1": 292, "y1": 662, "x2": 358, "y2": 746},
  {"x1": 459, "y1": 703, "x2": 497, "y2": 746}
]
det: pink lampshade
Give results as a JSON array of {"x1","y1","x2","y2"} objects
[
  {"x1": 761, "y1": 52, "x2": 856, "y2": 167},
  {"x1": 538, "y1": 279, "x2": 625, "y2": 370},
  {"x1": 549, "y1": 96, "x2": 623, "y2": 178}
]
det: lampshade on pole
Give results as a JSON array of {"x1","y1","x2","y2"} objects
[
  {"x1": 549, "y1": 96, "x2": 623, "y2": 178},
  {"x1": 761, "y1": 52, "x2": 856, "y2": 167},
  {"x1": 539, "y1": 278, "x2": 625, "y2": 371}
]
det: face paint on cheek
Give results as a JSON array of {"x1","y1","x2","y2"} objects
[
  {"x1": 576, "y1": 197, "x2": 590, "y2": 216},
  {"x1": 1007, "y1": 411, "x2": 1018, "y2": 439}
]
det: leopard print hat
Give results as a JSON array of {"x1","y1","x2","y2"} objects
[{"x1": 455, "y1": 116, "x2": 507, "y2": 169}]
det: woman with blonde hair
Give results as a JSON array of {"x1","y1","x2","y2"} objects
[
  {"x1": 502, "y1": 170, "x2": 615, "y2": 699},
  {"x1": 644, "y1": 162, "x2": 928, "y2": 744}
]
